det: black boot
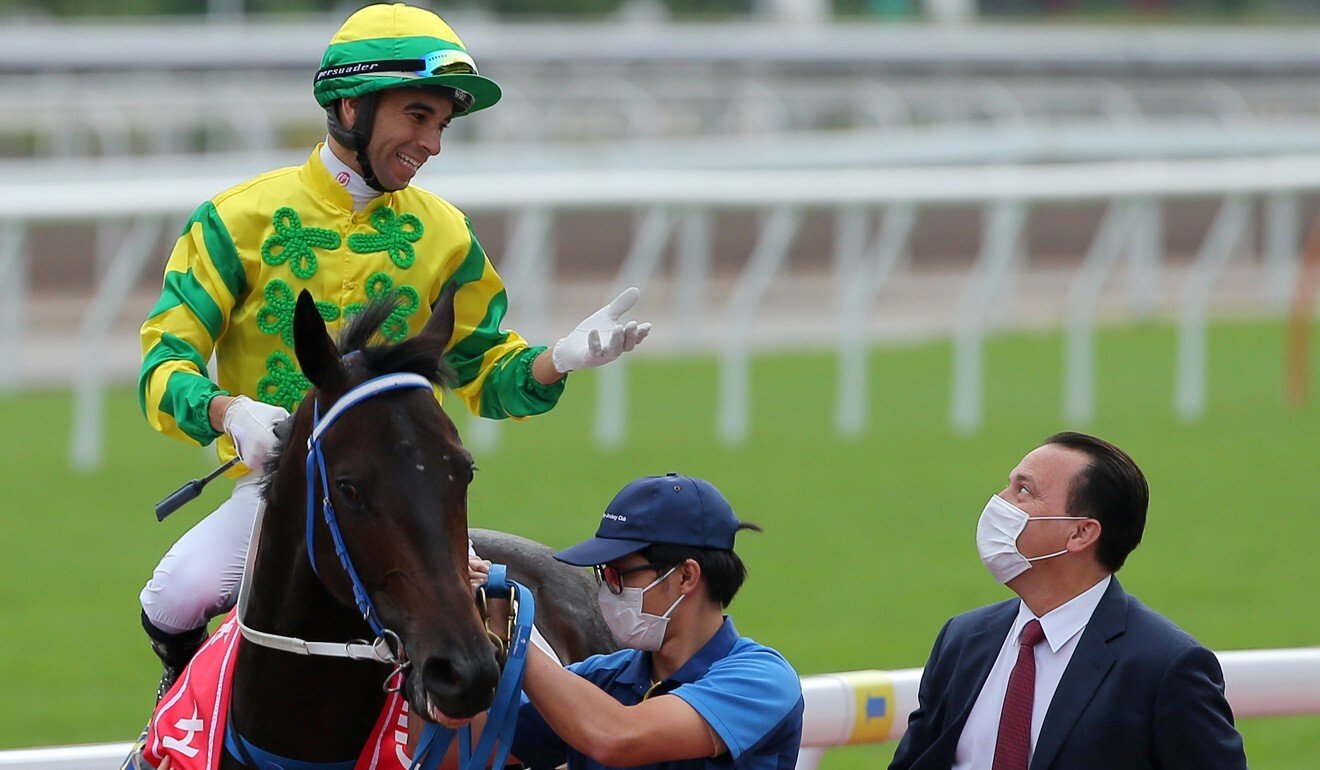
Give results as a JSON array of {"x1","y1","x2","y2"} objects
[{"x1": 142, "y1": 611, "x2": 208, "y2": 703}]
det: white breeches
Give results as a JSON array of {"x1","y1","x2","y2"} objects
[
  {"x1": 140, "y1": 471, "x2": 486, "y2": 635},
  {"x1": 140, "y1": 470, "x2": 264, "y2": 634}
]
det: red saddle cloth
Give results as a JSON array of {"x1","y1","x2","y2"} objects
[{"x1": 141, "y1": 611, "x2": 416, "y2": 770}]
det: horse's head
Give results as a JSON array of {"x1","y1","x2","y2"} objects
[{"x1": 286, "y1": 284, "x2": 500, "y2": 723}]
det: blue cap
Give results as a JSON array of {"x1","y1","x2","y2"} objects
[{"x1": 555, "y1": 473, "x2": 741, "y2": 566}]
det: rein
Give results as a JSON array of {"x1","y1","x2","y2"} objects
[{"x1": 409, "y1": 565, "x2": 536, "y2": 770}]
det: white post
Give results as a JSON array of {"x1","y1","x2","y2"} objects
[
  {"x1": 595, "y1": 207, "x2": 672, "y2": 449},
  {"x1": 1128, "y1": 198, "x2": 1163, "y2": 319},
  {"x1": 1175, "y1": 196, "x2": 1252, "y2": 422},
  {"x1": 71, "y1": 217, "x2": 163, "y2": 471},
  {"x1": 718, "y1": 207, "x2": 802, "y2": 444},
  {"x1": 835, "y1": 204, "x2": 915, "y2": 436},
  {"x1": 0, "y1": 221, "x2": 27, "y2": 391},
  {"x1": 1264, "y1": 192, "x2": 1300, "y2": 311},
  {"x1": 676, "y1": 209, "x2": 711, "y2": 348},
  {"x1": 1063, "y1": 200, "x2": 1137, "y2": 425},
  {"x1": 951, "y1": 201, "x2": 1028, "y2": 434}
]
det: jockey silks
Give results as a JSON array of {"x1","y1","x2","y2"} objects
[{"x1": 139, "y1": 145, "x2": 563, "y2": 474}]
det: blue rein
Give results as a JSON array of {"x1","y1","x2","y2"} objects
[{"x1": 409, "y1": 565, "x2": 536, "y2": 770}]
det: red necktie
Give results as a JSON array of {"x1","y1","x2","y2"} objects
[{"x1": 992, "y1": 619, "x2": 1046, "y2": 770}]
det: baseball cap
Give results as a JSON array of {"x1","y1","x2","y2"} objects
[{"x1": 555, "y1": 473, "x2": 741, "y2": 566}]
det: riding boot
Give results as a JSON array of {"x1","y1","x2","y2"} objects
[{"x1": 142, "y1": 611, "x2": 208, "y2": 703}]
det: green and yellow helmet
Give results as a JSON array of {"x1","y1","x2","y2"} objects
[{"x1": 314, "y1": 3, "x2": 501, "y2": 117}]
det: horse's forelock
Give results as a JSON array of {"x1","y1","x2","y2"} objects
[{"x1": 337, "y1": 295, "x2": 458, "y2": 389}]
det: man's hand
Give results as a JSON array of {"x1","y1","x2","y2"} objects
[
  {"x1": 468, "y1": 556, "x2": 492, "y2": 590},
  {"x1": 550, "y1": 287, "x2": 651, "y2": 375},
  {"x1": 222, "y1": 396, "x2": 290, "y2": 473}
]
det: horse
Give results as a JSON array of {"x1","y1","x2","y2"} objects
[{"x1": 141, "y1": 287, "x2": 613, "y2": 770}]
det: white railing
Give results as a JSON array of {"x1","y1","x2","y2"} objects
[
  {"x1": 3, "y1": 154, "x2": 1318, "y2": 467},
  {"x1": 1, "y1": 647, "x2": 1315, "y2": 770}
]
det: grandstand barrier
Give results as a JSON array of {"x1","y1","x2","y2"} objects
[
  {"x1": 4, "y1": 154, "x2": 1320, "y2": 466},
  {"x1": 1, "y1": 647, "x2": 1315, "y2": 770}
]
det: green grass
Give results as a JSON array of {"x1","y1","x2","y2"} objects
[{"x1": 2, "y1": 319, "x2": 1317, "y2": 767}]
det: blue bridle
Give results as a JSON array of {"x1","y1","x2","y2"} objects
[
  {"x1": 226, "y1": 371, "x2": 534, "y2": 770},
  {"x1": 304, "y1": 372, "x2": 436, "y2": 639}
]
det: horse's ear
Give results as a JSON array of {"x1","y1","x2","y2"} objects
[
  {"x1": 293, "y1": 290, "x2": 347, "y2": 393},
  {"x1": 420, "y1": 281, "x2": 458, "y2": 352}
]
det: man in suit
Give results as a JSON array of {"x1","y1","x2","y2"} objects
[{"x1": 890, "y1": 431, "x2": 1247, "y2": 770}]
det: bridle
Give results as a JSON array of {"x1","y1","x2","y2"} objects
[
  {"x1": 236, "y1": 372, "x2": 437, "y2": 668},
  {"x1": 231, "y1": 371, "x2": 534, "y2": 770}
]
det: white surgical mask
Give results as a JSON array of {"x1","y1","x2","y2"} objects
[
  {"x1": 597, "y1": 567, "x2": 685, "y2": 651},
  {"x1": 976, "y1": 495, "x2": 1086, "y2": 584}
]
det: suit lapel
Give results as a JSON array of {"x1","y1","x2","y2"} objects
[
  {"x1": 1029, "y1": 578, "x2": 1126, "y2": 770},
  {"x1": 945, "y1": 602, "x2": 1018, "y2": 737}
]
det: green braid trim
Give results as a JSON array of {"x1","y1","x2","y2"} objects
[
  {"x1": 260, "y1": 207, "x2": 341, "y2": 279},
  {"x1": 255, "y1": 280, "x2": 341, "y2": 347},
  {"x1": 348, "y1": 207, "x2": 423, "y2": 270},
  {"x1": 343, "y1": 273, "x2": 420, "y2": 342},
  {"x1": 256, "y1": 350, "x2": 311, "y2": 413},
  {"x1": 159, "y1": 371, "x2": 226, "y2": 446},
  {"x1": 477, "y1": 345, "x2": 564, "y2": 419}
]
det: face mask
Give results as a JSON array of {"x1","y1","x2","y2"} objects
[
  {"x1": 597, "y1": 567, "x2": 685, "y2": 652},
  {"x1": 976, "y1": 495, "x2": 1087, "y2": 584}
]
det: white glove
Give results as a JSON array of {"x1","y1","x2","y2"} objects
[
  {"x1": 223, "y1": 396, "x2": 290, "y2": 473},
  {"x1": 551, "y1": 287, "x2": 652, "y2": 374}
]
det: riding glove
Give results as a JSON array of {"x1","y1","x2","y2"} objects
[
  {"x1": 222, "y1": 396, "x2": 290, "y2": 473},
  {"x1": 551, "y1": 287, "x2": 652, "y2": 374}
]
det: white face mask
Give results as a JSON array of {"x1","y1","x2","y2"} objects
[
  {"x1": 597, "y1": 567, "x2": 685, "y2": 652},
  {"x1": 976, "y1": 495, "x2": 1087, "y2": 584}
]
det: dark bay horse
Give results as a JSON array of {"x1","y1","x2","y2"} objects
[{"x1": 204, "y1": 288, "x2": 612, "y2": 767}]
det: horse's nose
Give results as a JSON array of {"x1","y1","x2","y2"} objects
[{"x1": 421, "y1": 649, "x2": 501, "y2": 719}]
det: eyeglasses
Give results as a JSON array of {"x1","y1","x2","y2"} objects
[{"x1": 593, "y1": 562, "x2": 667, "y2": 595}]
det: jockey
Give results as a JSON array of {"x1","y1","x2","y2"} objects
[{"x1": 137, "y1": 2, "x2": 650, "y2": 702}]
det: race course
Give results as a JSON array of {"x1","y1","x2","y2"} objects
[{"x1": 2, "y1": 319, "x2": 1318, "y2": 768}]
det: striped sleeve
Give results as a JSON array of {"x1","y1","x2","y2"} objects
[
  {"x1": 441, "y1": 222, "x2": 565, "y2": 420},
  {"x1": 138, "y1": 201, "x2": 247, "y2": 445}
]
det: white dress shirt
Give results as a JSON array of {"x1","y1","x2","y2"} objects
[{"x1": 952, "y1": 575, "x2": 1112, "y2": 770}]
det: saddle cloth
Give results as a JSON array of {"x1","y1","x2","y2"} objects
[{"x1": 137, "y1": 611, "x2": 417, "y2": 770}]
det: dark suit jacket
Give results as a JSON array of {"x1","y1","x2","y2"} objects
[{"x1": 889, "y1": 578, "x2": 1247, "y2": 770}]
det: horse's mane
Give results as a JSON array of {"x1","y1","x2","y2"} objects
[{"x1": 258, "y1": 294, "x2": 459, "y2": 486}]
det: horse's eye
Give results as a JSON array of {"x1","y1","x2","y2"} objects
[{"x1": 336, "y1": 480, "x2": 362, "y2": 503}]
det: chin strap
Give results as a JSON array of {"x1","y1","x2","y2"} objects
[{"x1": 325, "y1": 92, "x2": 386, "y2": 192}]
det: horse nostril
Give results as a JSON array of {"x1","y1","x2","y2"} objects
[
  {"x1": 422, "y1": 655, "x2": 462, "y2": 693},
  {"x1": 420, "y1": 651, "x2": 501, "y2": 719}
]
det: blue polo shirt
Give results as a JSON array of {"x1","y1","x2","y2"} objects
[{"x1": 510, "y1": 617, "x2": 803, "y2": 770}]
